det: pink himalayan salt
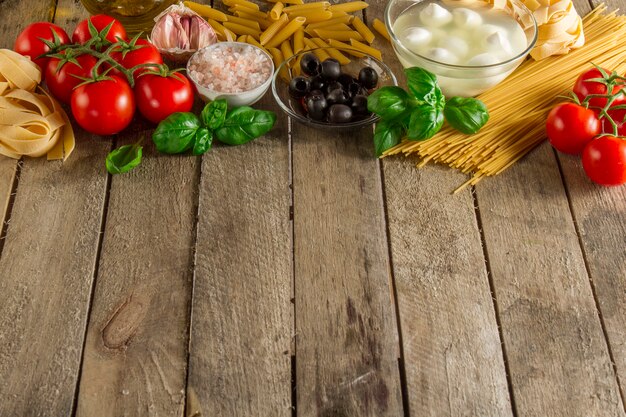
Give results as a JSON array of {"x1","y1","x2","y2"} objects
[{"x1": 188, "y1": 43, "x2": 272, "y2": 93}]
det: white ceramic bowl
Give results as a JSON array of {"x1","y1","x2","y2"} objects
[{"x1": 187, "y1": 42, "x2": 274, "y2": 106}]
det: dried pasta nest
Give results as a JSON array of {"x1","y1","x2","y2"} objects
[{"x1": 150, "y1": 2, "x2": 218, "y2": 63}]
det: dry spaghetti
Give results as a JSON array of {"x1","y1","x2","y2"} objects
[{"x1": 384, "y1": 5, "x2": 626, "y2": 192}]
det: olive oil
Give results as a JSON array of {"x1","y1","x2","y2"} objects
[{"x1": 80, "y1": 0, "x2": 177, "y2": 34}]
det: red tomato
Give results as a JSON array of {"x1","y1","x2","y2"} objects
[
  {"x1": 14, "y1": 22, "x2": 71, "y2": 69},
  {"x1": 72, "y1": 15, "x2": 127, "y2": 46},
  {"x1": 582, "y1": 136, "x2": 626, "y2": 186},
  {"x1": 546, "y1": 103, "x2": 601, "y2": 155},
  {"x1": 134, "y1": 72, "x2": 194, "y2": 123},
  {"x1": 573, "y1": 67, "x2": 626, "y2": 110},
  {"x1": 45, "y1": 52, "x2": 98, "y2": 104},
  {"x1": 601, "y1": 108, "x2": 626, "y2": 136},
  {"x1": 71, "y1": 76, "x2": 135, "y2": 135},
  {"x1": 112, "y1": 39, "x2": 163, "y2": 82}
]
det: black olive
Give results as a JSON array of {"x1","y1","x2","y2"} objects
[
  {"x1": 338, "y1": 73, "x2": 356, "y2": 88},
  {"x1": 358, "y1": 66, "x2": 378, "y2": 89},
  {"x1": 326, "y1": 89, "x2": 350, "y2": 106},
  {"x1": 300, "y1": 53, "x2": 321, "y2": 76},
  {"x1": 310, "y1": 75, "x2": 325, "y2": 92},
  {"x1": 347, "y1": 82, "x2": 365, "y2": 98},
  {"x1": 289, "y1": 76, "x2": 311, "y2": 98},
  {"x1": 328, "y1": 104, "x2": 353, "y2": 123},
  {"x1": 324, "y1": 81, "x2": 343, "y2": 95},
  {"x1": 305, "y1": 91, "x2": 328, "y2": 121},
  {"x1": 351, "y1": 95, "x2": 369, "y2": 115},
  {"x1": 321, "y1": 58, "x2": 341, "y2": 80}
]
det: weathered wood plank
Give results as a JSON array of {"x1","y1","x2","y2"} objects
[
  {"x1": 186, "y1": 98, "x2": 292, "y2": 414},
  {"x1": 476, "y1": 141, "x2": 625, "y2": 417},
  {"x1": 369, "y1": 0, "x2": 514, "y2": 411},
  {"x1": 0, "y1": 1, "x2": 110, "y2": 416},
  {"x1": 291, "y1": 10, "x2": 403, "y2": 408}
]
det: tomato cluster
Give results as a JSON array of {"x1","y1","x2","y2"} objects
[
  {"x1": 546, "y1": 67, "x2": 626, "y2": 186},
  {"x1": 14, "y1": 16, "x2": 195, "y2": 135}
]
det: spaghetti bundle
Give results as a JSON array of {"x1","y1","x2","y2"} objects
[{"x1": 384, "y1": 5, "x2": 626, "y2": 192}]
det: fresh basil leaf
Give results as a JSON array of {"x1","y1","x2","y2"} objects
[
  {"x1": 201, "y1": 99, "x2": 228, "y2": 130},
  {"x1": 152, "y1": 112, "x2": 201, "y2": 154},
  {"x1": 444, "y1": 97, "x2": 489, "y2": 134},
  {"x1": 106, "y1": 143, "x2": 142, "y2": 174},
  {"x1": 407, "y1": 104, "x2": 444, "y2": 140},
  {"x1": 405, "y1": 67, "x2": 440, "y2": 104},
  {"x1": 192, "y1": 128, "x2": 213, "y2": 155},
  {"x1": 215, "y1": 107, "x2": 277, "y2": 145},
  {"x1": 367, "y1": 86, "x2": 410, "y2": 120},
  {"x1": 373, "y1": 120, "x2": 405, "y2": 157}
]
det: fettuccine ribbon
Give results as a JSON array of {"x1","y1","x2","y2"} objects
[
  {"x1": 524, "y1": 0, "x2": 584, "y2": 60},
  {"x1": 0, "y1": 48, "x2": 75, "y2": 160}
]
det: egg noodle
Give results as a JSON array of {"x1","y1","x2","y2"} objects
[{"x1": 384, "y1": 5, "x2": 626, "y2": 193}]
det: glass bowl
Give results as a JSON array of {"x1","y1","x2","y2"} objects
[
  {"x1": 187, "y1": 42, "x2": 274, "y2": 107},
  {"x1": 385, "y1": 0, "x2": 537, "y2": 97},
  {"x1": 271, "y1": 47, "x2": 398, "y2": 130}
]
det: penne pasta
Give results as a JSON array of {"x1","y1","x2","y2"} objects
[
  {"x1": 224, "y1": 21, "x2": 262, "y2": 37},
  {"x1": 260, "y1": 13, "x2": 289, "y2": 45},
  {"x1": 330, "y1": 11, "x2": 350, "y2": 18},
  {"x1": 349, "y1": 38, "x2": 382, "y2": 60},
  {"x1": 327, "y1": 39, "x2": 365, "y2": 57},
  {"x1": 208, "y1": 19, "x2": 230, "y2": 39},
  {"x1": 230, "y1": 5, "x2": 268, "y2": 20},
  {"x1": 225, "y1": 14, "x2": 262, "y2": 30},
  {"x1": 267, "y1": 0, "x2": 303, "y2": 4},
  {"x1": 270, "y1": 2, "x2": 284, "y2": 20},
  {"x1": 303, "y1": 38, "x2": 331, "y2": 61},
  {"x1": 287, "y1": 10, "x2": 333, "y2": 23},
  {"x1": 328, "y1": 1, "x2": 368, "y2": 13},
  {"x1": 233, "y1": 11, "x2": 273, "y2": 29},
  {"x1": 184, "y1": 1, "x2": 228, "y2": 22},
  {"x1": 264, "y1": 16, "x2": 306, "y2": 48},
  {"x1": 372, "y1": 18, "x2": 390, "y2": 41},
  {"x1": 306, "y1": 15, "x2": 353, "y2": 30},
  {"x1": 309, "y1": 23, "x2": 351, "y2": 32},
  {"x1": 313, "y1": 29, "x2": 364, "y2": 41},
  {"x1": 310, "y1": 38, "x2": 350, "y2": 64},
  {"x1": 237, "y1": 34, "x2": 247, "y2": 42},
  {"x1": 280, "y1": 39, "x2": 294, "y2": 62},
  {"x1": 283, "y1": 1, "x2": 329, "y2": 12},
  {"x1": 246, "y1": 35, "x2": 265, "y2": 49},
  {"x1": 351, "y1": 16, "x2": 375, "y2": 44},
  {"x1": 268, "y1": 47, "x2": 289, "y2": 80},
  {"x1": 293, "y1": 27, "x2": 305, "y2": 53},
  {"x1": 223, "y1": 0, "x2": 260, "y2": 11}
]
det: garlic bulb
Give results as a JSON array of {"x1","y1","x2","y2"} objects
[{"x1": 150, "y1": 2, "x2": 217, "y2": 62}]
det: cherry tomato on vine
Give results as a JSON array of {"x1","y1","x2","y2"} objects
[
  {"x1": 134, "y1": 71, "x2": 194, "y2": 124},
  {"x1": 546, "y1": 102, "x2": 601, "y2": 155},
  {"x1": 45, "y1": 52, "x2": 98, "y2": 104},
  {"x1": 582, "y1": 136, "x2": 626, "y2": 186},
  {"x1": 14, "y1": 22, "x2": 70, "y2": 69},
  {"x1": 573, "y1": 67, "x2": 626, "y2": 110},
  {"x1": 71, "y1": 75, "x2": 135, "y2": 135},
  {"x1": 72, "y1": 15, "x2": 127, "y2": 46},
  {"x1": 112, "y1": 39, "x2": 163, "y2": 82}
]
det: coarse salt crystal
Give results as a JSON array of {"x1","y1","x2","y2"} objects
[{"x1": 189, "y1": 43, "x2": 272, "y2": 93}]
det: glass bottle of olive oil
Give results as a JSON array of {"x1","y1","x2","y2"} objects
[{"x1": 80, "y1": 0, "x2": 177, "y2": 34}]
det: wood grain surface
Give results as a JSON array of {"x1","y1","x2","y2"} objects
[
  {"x1": 0, "y1": 1, "x2": 109, "y2": 416},
  {"x1": 186, "y1": 93, "x2": 293, "y2": 416},
  {"x1": 476, "y1": 143, "x2": 625, "y2": 417}
]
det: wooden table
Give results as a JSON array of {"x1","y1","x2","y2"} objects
[{"x1": 1, "y1": 0, "x2": 625, "y2": 415}]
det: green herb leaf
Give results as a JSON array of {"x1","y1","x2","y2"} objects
[
  {"x1": 373, "y1": 120, "x2": 404, "y2": 157},
  {"x1": 105, "y1": 143, "x2": 142, "y2": 174},
  {"x1": 443, "y1": 97, "x2": 489, "y2": 134},
  {"x1": 407, "y1": 104, "x2": 444, "y2": 141},
  {"x1": 405, "y1": 67, "x2": 441, "y2": 105},
  {"x1": 367, "y1": 86, "x2": 410, "y2": 120},
  {"x1": 152, "y1": 112, "x2": 201, "y2": 154},
  {"x1": 201, "y1": 99, "x2": 228, "y2": 130},
  {"x1": 215, "y1": 107, "x2": 276, "y2": 145},
  {"x1": 192, "y1": 128, "x2": 213, "y2": 155}
]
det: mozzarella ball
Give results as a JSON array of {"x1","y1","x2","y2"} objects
[
  {"x1": 437, "y1": 36, "x2": 469, "y2": 58},
  {"x1": 453, "y1": 8, "x2": 482, "y2": 27},
  {"x1": 403, "y1": 27, "x2": 433, "y2": 53},
  {"x1": 419, "y1": 3, "x2": 453, "y2": 27},
  {"x1": 424, "y1": 47, "x2": 459, "y2": 64},
  {"x1": 466, "y1": 52, "x2": 500, "y2": 66},
  {"x1": 481, "y1": 28, "x2": 513, "y2": 57}
]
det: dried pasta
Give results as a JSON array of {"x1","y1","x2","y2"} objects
[
  {"x1": 310, "y1": 38, "x2": 351, "y2": 64},
  {"x1": 225, "y1": 14, "x2": 261, "y2": 30},
  {"x1": 223, "y1": 0, "x2": 260, "y2": 11},
  {"x1": 352, "y1": 16, "x2": 375, "y2": 43},
  {"x1": 385, "y1": 5, "x2": 626, "y2": 192},
  {"x1": 283, "y1": 1, "x2": 329, "y2": 12},
  {"x1": 224, "y1": 21, "x2": 262, "y2": 37},
  {"x1": 264, "y1": 16, "x2": 306, "y2": 48},
  {"x1": 372, "y1": 18, "x2": 390, "y2": 41},
  {"x1": 293, "y1": 27, "x2": 305, "y2": 52},
  {"x1": 184, "y1": 1, "x2": 228, "y2": 21},
  {"x1": 349, "y1": 38, "x2": 382, "y2": 59},
  {"x1": 313, "y1": 29, "x2": 364, "y2": 41},
  {"x1": 328, "y1": 1, "x2": 368, "y2": 13},
  {"x1": 260, "y1": 13, "x2": 289, "y2": 45},
  {"x1": 287, "y1": 10, "x2": 333, "y2": 23},
  {"x1": 270, "y1": 1, "x2": 284, "y2": 20}
]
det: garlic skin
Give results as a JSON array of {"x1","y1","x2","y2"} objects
[{"x1": 150, "y1": 2, "x2": 217, "y2": 62}]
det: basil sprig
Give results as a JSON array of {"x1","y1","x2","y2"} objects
[
  {"x1": 368, "y1": 67, "x2": 489, "y2": 156},
  {"x1": 105, "y1": 99, "x2": 277, "y2": 174}
]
